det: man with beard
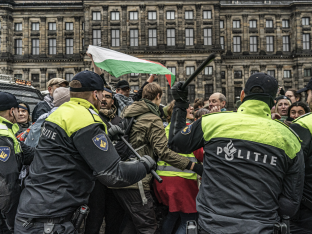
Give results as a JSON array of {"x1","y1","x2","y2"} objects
[{"x1": 85, "y1": 86, "x2": 125, "y2": 234}]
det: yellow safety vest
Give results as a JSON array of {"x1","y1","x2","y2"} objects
[
  {"x1": 156, "y1": 123, "x2": 197, "y2": 180},
  {"x1": 0, "y1": 116, "x2": 22, "y2": 154}
]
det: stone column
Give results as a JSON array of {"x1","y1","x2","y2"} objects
[
  {"x1": 158, "y1": 4, "x2": 165, "y2": 49},
  {"x1": 74, "y1": 17, "x2": 81, "y2": 54},
  {"x1": 74, "y1": 67, "x2": 81, "y2": 75},
  {"x1": 215, "y1": 58, "x2": 222, "y2": 92},
  {"x1": 225, "y1": 14, "x2": 232, "y2": 53},
  {"x1": 23, "y1": 17, "x2": 29, "y2": 57},
  {"x1": 260, "y1": 65, "x2": 266, "y2": 73},
  {"x1": 177, "y1": 60, "x2": 184, "y2": 82},
  {"x1": 121, "y1": 5, "x2": 127, "y2": 49},
  {"x1": 84, "y1": 6, "x2": 91, "y2": 50},
  {"x1": 214, "y1": 4, "x2": 221, "y2": 47},
  {"x1": 275, "y1": 14, "x2": 282, "y2": 53},
  {"x1": 102, "y1": 6, "x2": 109, "y2": 47},
  {"x1": 196, "y1": 60, "x2": 203, "y2": 98},
  {"x1": 177, "y1": 4, "x2": 183, "y2": 48},
  {"x1": 297, "y1": 63, "x2": 303, "y2": 90},
  {"x1": 242, "y1": 14, "x2": 248, "y2": 52},
  {"x1": 23, "y1": 68, "x2": 30, "y2": 80},
  {"x1": 259, "y1": 14, "x2": 265, "y2": 52},
  {"x1": 295, "y1": 12, "x2": 302, "y2": 51},
  {"x1": 139, "y1": 5, "x2": 146, "y2": 48},
  {"x1": 276, "y1": 65, "x2": 283, "y2": 85},
  {"x1": 195, "y1": 4, "x2": 202, "y2": 48},
  {"x1": 226, "y1": 65, "x2": 234, "y2": 108},
  {"x1": 57, "y1": 68, "x2": 64, "y2": 79},
  {"x1": 243, "y1": 65, "x2": 249, "y2": 85},
  {"x1": 40, "y1": 68, "x2": 47, "y2": 90},
  {"x1": 57, "y1": 17, "x2": 64, "y2": 56},
  {"x1": 40, "y1": 17, "x2": 46, "y2": 57}
]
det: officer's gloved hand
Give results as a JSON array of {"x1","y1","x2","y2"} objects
[
  {"x1": 171, "y1": 81, "x2": 189, "y2": 108},
  {"x1": 108, "y1": 125, "x2": 125, "y2": 141},
  {"x1": 186, "y1": 161, "x2": 203, "y2": 176},
  {"x1": 140, "y1": 155, "x2": 156, "y2": 173}
]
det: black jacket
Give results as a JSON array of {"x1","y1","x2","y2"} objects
[
  {"x1": 17, "y1": 98, "x2": 147, "y2": 219},
  {"x1": 168, "y1": 99, "x2": 304, "y2": 234},
  {"x1": 32, "y1": 100, "x2": 51, "y2": 122}
]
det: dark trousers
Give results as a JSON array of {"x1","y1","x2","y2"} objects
[
  {"x1": 85, "y1": 180, "x2": 125, "y2": 234},
  {"x1": 113, "y1": 189, "x2": 157, "y2": 234},
  {"x1": 0, "y1": 215, "x2": 10, "y2": 234},
  {"x1": 290, "y1": 205, "x2": 312, "y2": 234},
  {"x1": 14, "y1": 219, "x2": 76, "y2": 234}
]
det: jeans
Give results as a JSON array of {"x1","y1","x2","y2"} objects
[{"x1": 161, "y1": 212, "x2": 197, "y2": 234}]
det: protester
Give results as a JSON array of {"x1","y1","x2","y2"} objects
[
  {"x1": 14, "y1": 71, "x2": 155, "y2": 233},
  {"x1": 85, "y1": 86, "x2": 125, "y2": 234},
  {"x1": 274, "y1": 96, "x2": 292, "y2": 122},
  {"x1": 203, "y1": 97, "x2": 209, "y2": 106},
  {"x1": 208, "y1": 92, "x2": 227, "y2": 112},
  {"x1": 155, "y1": 100, "x2": 199, "y2": 234},
  {"x1": 168, "y1": 73, "x2": 304, "y2": 234},
  {"x1": 16, "y1": 101, "x2": 31, "y2": 133},
  {"x1": 297, "y1": 77, "x2": 312, "y2": 110},
  {"x1": 194, "y1": 108, "x2": 209, "y2": 121},
  {"x1": 32, "y1": 78, "x2": 69, "y2": 122},
  {"x1": 0, "y1": 92, "x2": 34, "y2": 233},
  {"x1": 285, "y1": 89, "x2": 301, "y2": 103},
  {"x1": 186, "y1": 104, "x2": 194, "y2": 123},
  {"x1": 111, "y1": 83, "x2": 202, "y2": 234},
  {"x1": 283, "y1": 101, "x2": 310, "y2": 126},
  {"x1": 24, "y1": 87, "x2": 70, "y2": 147},
  {"x1": 193, "y1": 98, "x2": 204, "y2": 113}
]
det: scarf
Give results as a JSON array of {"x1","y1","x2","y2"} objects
[
  {"x1": 99, "y1": 105, "x2": 117, "y2": 121},
  {"x1": 44, "y1": 95, "x2": 54, "y2": 108},
  {"x1": 142, "y1": 99, "x2": 161, "y2": 117},
  {"x1": 114, "y1": 93, "x2": 134, "y2": 116}
]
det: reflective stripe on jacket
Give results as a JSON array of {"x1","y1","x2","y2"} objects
[
  {"x1": 0, "y1": 116, "x2": 21, "y2": 154},
  {"x1": 156, "y1": 123, "x2": 197, "y2": 180}
]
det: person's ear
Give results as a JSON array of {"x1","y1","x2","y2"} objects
[{"x1": 240, "y1": 90, "x2": 245, "y2": 102}]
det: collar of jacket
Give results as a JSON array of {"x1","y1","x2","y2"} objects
[
  {"x1": 238, "y1": 97, "x2": 272, "y2": 120},
  {"x1": 70, "y1": 98, "x2": 99, "y2": 114},
  {"x1": 0, "y1": 116, "x2": 20, "y2": 134}
]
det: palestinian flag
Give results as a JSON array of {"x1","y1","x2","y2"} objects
[{"x1": 87, "y1": 45, "x2": 176, "y2": 87}]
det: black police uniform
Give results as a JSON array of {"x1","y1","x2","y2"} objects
[
  {"x1": 0, "y1": 92, "x2": 34, "y2": 233},
  {"x1": 14, "y1": 71, "x2": 153, "y2": 234},
  {"x1": 168, "y1": 74, "x2": 304, "y2": 234}
]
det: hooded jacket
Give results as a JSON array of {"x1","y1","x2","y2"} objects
[
  {"x1": 169, "y1": 99, "x2": 304, "y2": 234},
  {"x1": 121, "y1": 100, "x2": 190, "y2": 190}
]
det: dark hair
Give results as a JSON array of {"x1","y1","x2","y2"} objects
[
  {"x1": 287, "y1": 89, "x2": 302, "y2": 102},
  {"x1": 194, "y1": 108, "x2": 209, "y2": 119},
  {"x1": 287, "y1": 101, "x2": 310, "y2": 117},
  {"x1": 194, "y1": 98, "x2": 204, "y2": 111}
]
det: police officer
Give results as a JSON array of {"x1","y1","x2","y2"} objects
[
  {"x1": 0, "y1": 92, "x2": 34, "y2": 233},
  {"x1": 289, "y1": 78, "x2": 312, "y2": 233},
  {"x1": 168, "y1": 73, "x2": 304, "y2": 234},
  {"x1": 14, "y1": 71, "x2": 156, "y2": 234}
]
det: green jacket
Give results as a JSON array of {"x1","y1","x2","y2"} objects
[{"x1": 122, "y1": 100, "x2": 190, "y2": 190}]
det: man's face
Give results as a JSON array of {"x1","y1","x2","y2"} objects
[
  {"x1": 116, "y1": 87, "x2": 130, "y2": 97},
  {"x1": 285, "y1": 91, "x2": 296, "y2": 103},
  {"x1": 101, "y1": 90, "x2": 114, "y2": 110},
  {"x1": 209, "y1": 93, "x2": 225, "y2": 111},
  {"x1": 186, "y1": 105, "x2": 194, "y2": 120},
  {"x1": 48, "y1": 83, "x2": 67, "y2": 97}
]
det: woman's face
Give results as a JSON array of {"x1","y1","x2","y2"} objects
[
  {"x1": 290, "y1": 106, "x2": 306, "y2": 119},
  {"x1": 285, "y1": 91, "x2": 297, "y2": 103},
  {"x1": 186, "y1": 105, "x2": 194, "y2": 120},
  {"x1": 277, "y1": 99, "x2": 290, "y2": 116},
  {"x1": 17, "y1": 108, "x2": 29, "y2": 124}
]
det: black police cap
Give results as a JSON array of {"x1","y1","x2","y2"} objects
[
  {"x1": 0, "y1": 92, "x2": 19, "y2": 111},
  {"x1": 116, "y1": 80, "x2": 130, "y2": 89},
  {"x1": 70, "y1": 70, "x2": 104, "y2": 92},
  {"x1": 244, "y1": 72, "x2": 278, "y2": 98}
]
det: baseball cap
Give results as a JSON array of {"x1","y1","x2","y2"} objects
[
  {"x1": 70, "y1": 70, "x2": 104, "y2": 92},
  {"x1": 0, "y1": 92, "x2": 19, "y2": 111},
  {"x1": 244, "y1": 72, "x2": 278, "y2": 98},
  {"x1": 47, "y1": 78, "x2": 69, "y2": 87},
  {"x1": 116, "y1": 80, "x2": 130, "y2": 89},
  {"x1": 297, "y1": 78, "x2": 312, "y2": 93}
]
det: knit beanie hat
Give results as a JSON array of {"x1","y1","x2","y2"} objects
[{"x1": 53, "y1": 87, "x2": 70, "y2": 107}]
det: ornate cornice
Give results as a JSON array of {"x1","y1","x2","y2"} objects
[
  {"x1": 225, "y1": 14, "x2": 231, "y2": 19},
  {"x1": 40, "y1": 68, "x2": 47, "y2": 73},
  {"x1": 139, "y1": 5, "x2": 146, "y2": 10},
  {"x1": 196, "y1": 60, "x2": 203, "y2": 66},
  {"x1": 177, "y1": 4, "x2": 183, "y2": 10},
  {"x1": 226, "y1": 65, "x2": 233, "y2": 69},
  {"x1": 74, "y1": 16, "x2": 81, "y2": 22},
  {"x1": 195, "y1": 4, "x2": 201, "y2": 10},
  {"x1": 259, "y1": 14, "x2": 264, "y2": 19},
  {"x1": 22, "y1": 68, "x2": 30, "y2": 73},
  {"x1": 102, "y1": 6, "x2": 108, "y2": 11},
  {"x1": 158, "y1": 4, "x2": 164, "y2": 10},
  {"x1": 276, "y1": 65, "x2": 283, "y2": 69},
  {"x1": 74, "y1": 67, "x2": 81, "y2": 73},
  {"x1": 242, "y1": 14, "x2": 248, "y2": 19},
  {"x1": 275, "y1": 14, "x2": 281, "y2": 20},
  {"x1": 40, "y1": 17, "x2": 46, "y2": 22},
  {"x1": 177, "y1": 60, "x2": 184, "y2": 66},
  {"x1": 260, "y1": 65, "x2": 266, "y2": 69},
  {"x1": 57, "y1": 68, "x2": 64, "y2": 72},
  {"x1": 121, "y1": 5, "x2": 127, "y2": 10},
  {"x1": 57, "y1": 16, "x2": 63, "y2": 22}
]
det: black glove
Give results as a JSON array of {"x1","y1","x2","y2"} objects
[
  {"x1": 107, "y1": 125, "x2": 125, "y2": 141},
  {"x1": 140, "y1": 155, "x2": 156, "y2": 173},
  {"x1": 171, "y1": 81, "x2": 188, "y2": 103},
  {"x1": 186, "y1": 161, "x2": 203, "y2": 177}
]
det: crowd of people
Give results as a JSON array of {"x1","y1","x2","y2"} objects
[{"x1": 0, "y1": 58, "x2": 312, "y2": 234}]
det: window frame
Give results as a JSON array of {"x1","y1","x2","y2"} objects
[
  {"x1": 130, "y1": 29, "x2": 139, "y2": 47},
  {"x1": 65, "y1": 22, "x2": 73, "y2": 31},
  {"x1": 166, "y1": 11, "x2": 175, "y2": 20},
  {"x1": 250, "y1": 36, "x2": 257, "y2": 52},
  {"x1": 249, "y1": 20, "x2": 257, "y2": 28},
  {"x1": 185, "y1": 11, "x2": 194, "y2": 20},
  {"x1": 220, "y1": 36, "x2": 224, "y2": 49},
  {"x1": 204, "y1": 84, "x2": 214, "y2": 99},
  {"x1": 233, "y1": 36, "x2": 241, "y2": 52},
  {"x1": 31, "y1": 74, "x2": 40, "y2": 83},
  {"x1": 186, "y1": 66, "x2": 195, "y2": 76},
  {"x1": 185, "y1": 28, "x2": 194, "y2": 46},
  {"x1": 284, "y1": 70, "x2": 291, "y2": 78},
  {"x1": 283, "y1": 36, "x2": 290, "y2": 52},
  {"x1": 92, "y1": 29, "x2": 101, "y2": 46},
  {"x1": 304, "y1": 69, "x2": 311, "y2": 77},
  {"x1": 148, "y1": 11, "x2": 157, "y2": 20},
  {"x1": 92, "y1": 11, "x2": 101, "y2": 21},
  {"x1": 266, "y1": 20, "x2": 273, "y2": 28},
  {"x1": 203, "y1": 10, "x2": 212, "y2": 19},
  {"x1": 167, "y1": 29, "x2": 175, "y2": 46},
  {"x1": 111, "y1": 12, "x2": 120, "y2": 21},
  {"x1": 129, "y1": 11, "x2": 138, "y2": 20},
  {"x1": 148, "y1": 29, "x2": 157, "y2": 46},
  {"x1": 15, "y1": 39, "x2": 22, "y2": 55},
  {"x1": 266, "y1": 36, "x2": 274, "y2": 52},
  {"x1": 204, "y1": 66, "x2": 213, "y2": 76},
  {"x1": 65, "y1": 38, "x2": 74, "y2": 55},
  {"x1": 48, "y1": 22, "x2": 56, "y2": 31},
  {"x1": 233, "y1": 20, "x2": 240, "y2": 29},
  {"x1": 267, "y1": 70, "x2": 275, "y2": 77},
  {"x1": 188, "y1": 84, "x2": 195, "y2": 103},
  {"x1": 303, "y1": 33, "x2": 310, "y2": 50},
  {"x1": 234, "y1": 70, "x2": 242, "y2": 79},
  {"x1": 282, "y1": 19, "x2": 289, "y2": 28},
  {"x1": 220, "y1": 20, "x2": 224, "y2": 29},
  {"x1": 111, "y1": 29, "x2": 120, "y2": 47},
  {"x1": 31, "y1": 38, "x2": 39, "y2": 55},
  {"x1": 302, "y1": 17, "x2": 310, "y2": 26},
  {"x1": 15, "y1": 23, "x2": 22, "y2": 31},
  {"x1": 65, "y1": 73, "x2": 74, "y2": 81},
  {"x1": 48, "y1": 38, "x2": 56, "y2": 55},
  {"x1": 204, "y1": 28, "x2": 212, "y2": 46},
  {"x1": 168, "y1": 67, "x2": 176, "y2": 76},
  {"x1": 31, "y1": 22, "x2": 39, "y2": 31}
]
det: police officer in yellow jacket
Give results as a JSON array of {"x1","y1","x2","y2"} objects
[
  {"x1": 14, "y1": 71, "x2": 156, "y2": 234},
  {"x1": 0, "y1": 92, "x2": 34, "y2": 233}
]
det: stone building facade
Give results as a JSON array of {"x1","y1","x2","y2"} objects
[{"x1": 0, "y1": 0, "x2": 312, "y2": 107}]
